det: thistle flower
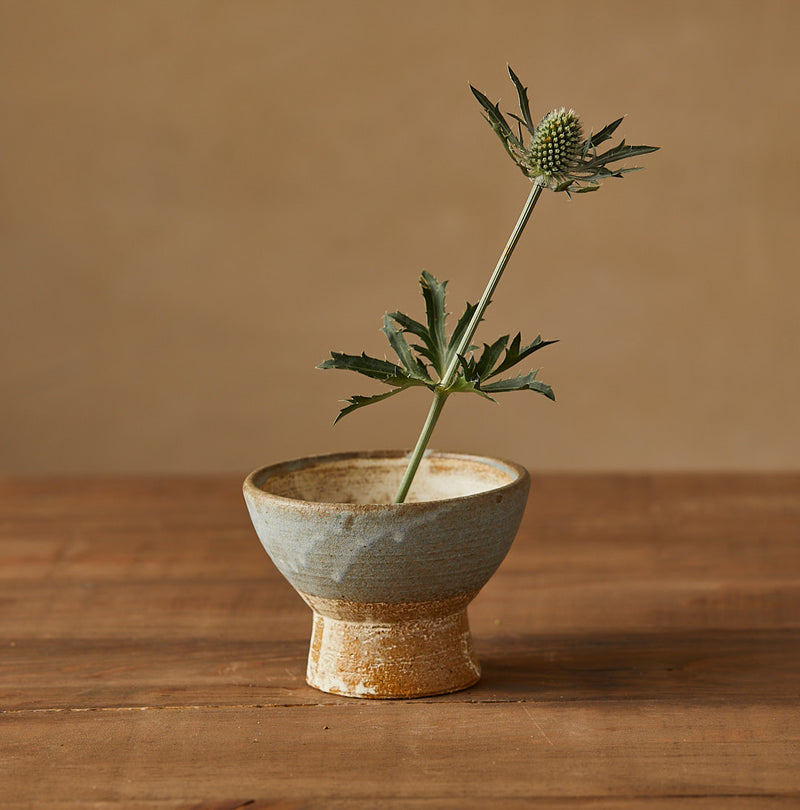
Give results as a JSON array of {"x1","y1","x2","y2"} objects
[
  {"x1": 322, "y1": 67, "x2": 658, "y2": 503},
  {"x1": 526, "y1": 108, "x2": 583, "y2": 189},
  {"x1": 470, "y1": 67, "x2": 658, "y2": 194}
]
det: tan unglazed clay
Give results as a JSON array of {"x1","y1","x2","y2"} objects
[{"x1": 304, "y1": 593, "x2": 480, "y2": 698}]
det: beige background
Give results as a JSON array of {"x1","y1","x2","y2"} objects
[{"x1": 1, "y1": 0, "x2": 798, "y2": 474}]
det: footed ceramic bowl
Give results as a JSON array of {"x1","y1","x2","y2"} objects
[{"x1": 243, "y1": 450, "x2": 529, "y2": 698}]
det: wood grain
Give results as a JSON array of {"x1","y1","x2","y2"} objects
[{"x1": 1, "y1": 474, "x2": 799, "y2": 805}]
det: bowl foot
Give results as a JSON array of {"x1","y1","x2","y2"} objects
[{"x1": 303, "y1": 593, "x2": 481, "y2": 699}]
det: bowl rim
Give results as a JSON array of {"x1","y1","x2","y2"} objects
[{"x1": 242, "y1": 449, "x2": 530, "y2": 511}]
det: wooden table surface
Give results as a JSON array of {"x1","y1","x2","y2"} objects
[{"x1": 1, "y1": 474, "x2": 799, "y2": 808}]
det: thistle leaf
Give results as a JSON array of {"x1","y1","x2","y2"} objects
[
  {"x1": 469, "y1": 84, "x2": 521, "y2": 148},
  {"x1": 381, "y1": 314, "x2": 431, "y2": 381},
  {"x1": 317, "y1": 352, "x2": 410, "y2": 386},
  {"x1": 610, "y1": 166, "x2": 645, "y2": 176},
  {"x1": 507, "y1": 65, "x2": 535, "y2": 134},
  {"x1": 447, "y1": 375, "x2": 496, "y2": 401},
  {"x1": 456, "y1": 352, "x2": 478, "y2": 381},
  {"x1": 582, "y1": 142, "x2": 659, "y2": 170},
  {"x1": 474, "y1": 336, "x2": 509, "y2": 381},
  {"x1": 482, "y1": 371, "x2": 555, "y2": 400},
  {"x1": 333, "y1": 389, "x2": 408, "y2": 424},
  {"x1": 586, "y1": 117, "x2": 624, "y2": 150},
  {"x1": 420, "y1": 270, "x2": 449, "y2": 377},
  {"x1": 448, "y1": 300, "x2": 479, "y2": 361},
  {"x1": 387, "y1": 310, "x2": 436, "y2": 366},
  {"x1": 469, "y1": 82, "x2": 527, "y2": 171},
  {"x1": 487, "y1": 333, "x2": 558, "y2": 379}
]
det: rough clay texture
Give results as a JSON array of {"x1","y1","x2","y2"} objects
[
  {"x1": 304, "y1": 593, "x2": 480, "y2": 699},
  {"x1": 242, "y1": 450, "x2": 530, "y2": 698}
]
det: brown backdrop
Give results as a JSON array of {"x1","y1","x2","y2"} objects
[{"x1": 2, "y1": 0, "x2": 798, "y2": 474}]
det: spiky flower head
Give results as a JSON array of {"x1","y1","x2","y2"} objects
[
  {"x1": 527, "y1": 108, "x2": 583, "y2": 188},
  {"x1": 470, "y1": 67, "x2": 658, "y2": 195}
]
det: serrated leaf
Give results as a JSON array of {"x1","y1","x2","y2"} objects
[
  {"x1": 507, "y1": 65, "x2": 535, "y2": 134},
  {"x1": 447, "y1": 375, "x2": 496, "y2": 401},
  {"x1": 583, "y1": 142, "x2": 659, "y2": 170},
  {"x1": 469, "y1": 84, "x2": 520, "y2": 147},
  {"x1": 474, "y1": 336, "x2": 509, "y2": 380},
  {"x1": 508, "y1": 112, "x2": 530, "y2": 132},
  {"x1": 381, "y1": 314, "x2": 431, "y2": 381},
  {"x1": 470, "y1": 83, "x2": 526, "y2": 168},
  {"x1": 387, "y1": 310, "x2": 437, "y2": 366},
  {"x1": 420, "y1": 271, "x2": 449, "y2": 377},
  {"x1": 586, "y1": 117, "x2": 624, "y2": 150},
  {"x1": 448, "y1": 300, "x2": 479, "y2": 359},
  {"x1": 482, "y1": 372, "x2": 555, "y2": 400},
  {"x1": 333, "y1": 388, "x2": 408, "y2": 424},
  {"x1": 456, "y1": 352, "x2": 478, "y2": 380},
  {"x1": 318, "y1": 352, "x2": 409, "y2": 386},
  {"x1": 487, "y1": 333, "x2": 558, "y2": 379}
]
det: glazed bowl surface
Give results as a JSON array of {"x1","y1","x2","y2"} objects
[{"x1": 242, "y1": 450, "x2": 530, "y2": 604}]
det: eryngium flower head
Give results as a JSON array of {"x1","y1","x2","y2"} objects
[
  {"x1": 527, "y1": 108, "x2": 583, "y2": 188},
  {"x1": 471, "y1": 67, "x2": 658, "y2": 194}
]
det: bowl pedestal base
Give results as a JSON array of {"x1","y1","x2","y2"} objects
[{"x1": 302, "y1": 592, "x2": 481, "y2": 699}]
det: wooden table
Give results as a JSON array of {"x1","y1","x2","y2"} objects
[{"x1": 2, "y1": 474, "x2": 799, "y2": 807}]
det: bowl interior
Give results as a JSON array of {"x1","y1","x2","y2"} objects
[{"x1": 251, "y1": 451, "x2": 523, "y2": 505}]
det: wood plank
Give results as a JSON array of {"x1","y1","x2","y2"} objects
[
  {"x1": 2, "y1": 801, "x2": 800, "y2": 809},
  {"x1": 3, "y1": 475, "x2": 798, "y2": 587},
  {"x1": 2, "y1": 474, "x2": 798, "y2": 646},
  {"x1": 0, "y1": 476, "x2": 262, "y2": 582},
  {"x1": 2, "y1": 629, "x2": 799, "y2": 711},
  {"x1": 1, "y1": 474, "x2": 798, "y2": 804},
  {"x1": 2, "y1": 703, "x2": 798, "y2": 803},
  {"x1": 3, "y1": 570, "x2": 798, "y2": 645}
]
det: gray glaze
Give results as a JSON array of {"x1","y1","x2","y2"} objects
[{"x1": 242, "y1": 450, "x2": 530, "y2": 604}]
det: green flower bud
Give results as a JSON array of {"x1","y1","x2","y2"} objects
[{"x1": 527, "y1": 108, "x2": 583, "y2": 180}]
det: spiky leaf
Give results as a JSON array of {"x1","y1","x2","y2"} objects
[
  {"x1": 482, "y1": 372, "x2": 555, "y2": 400},
  {"x1": 419, "y1": 270, "x2": 449, "y2": 377},
  {"x1": 319, "y1": 270, "x2": 556, "y2": 423},
  {"x1": 448, "y1": 300, "x2": 479, "y2": 361},
  {"x1": 332, "y1": 389, "x2": 409, "y2": 424},
  {"x1": 469, "y1": 83, "x2": 524, "y2": 166},
  {"x1": 447, "y1": 375, "x2": 496, "y2": 401},
  {"x1": 386, "y1": 310, "x2": 436, "y2": 367},
  {"x1": 317, "y1": 352, "x2": 413, "y2": 387},
  {"x1": 581, "y1": 141, "x2": 660, "y2": 171},
  {"x1": 381, "y1": 314, "x2": 431, "y2": 381},
  {"x1": 585, "y1": 117, "x2": 624, "y2": 151},
  {"x1": 487, "y1": 333, "x2": 558, "y2": 379},
  {"x1": 474, "y1": 336, "x2": 510, "y2": 381},
  {"x1": 507, "y1": 65, "x2": 535, "y2": 134}
]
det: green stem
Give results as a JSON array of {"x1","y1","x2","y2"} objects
[
  {"x1": 440, "y1": 179, "x2": 543, "y2": 389},
  {"x1": 393, "y1": 388, "x2": 449, "y2": 504},
  {"x1": 393, "y1": 180, "x2": 545, "y2": 504}
]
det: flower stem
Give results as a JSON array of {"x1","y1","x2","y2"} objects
[
  {"x1": 393, "y1": 179, "x2": 545, "y2": 504},
  {"x1": 440, "y1": 179, "x2": 544, "y2": 389},
  {"x1": 393, "y1": 388, "x2": 449, "y2": 504}
]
